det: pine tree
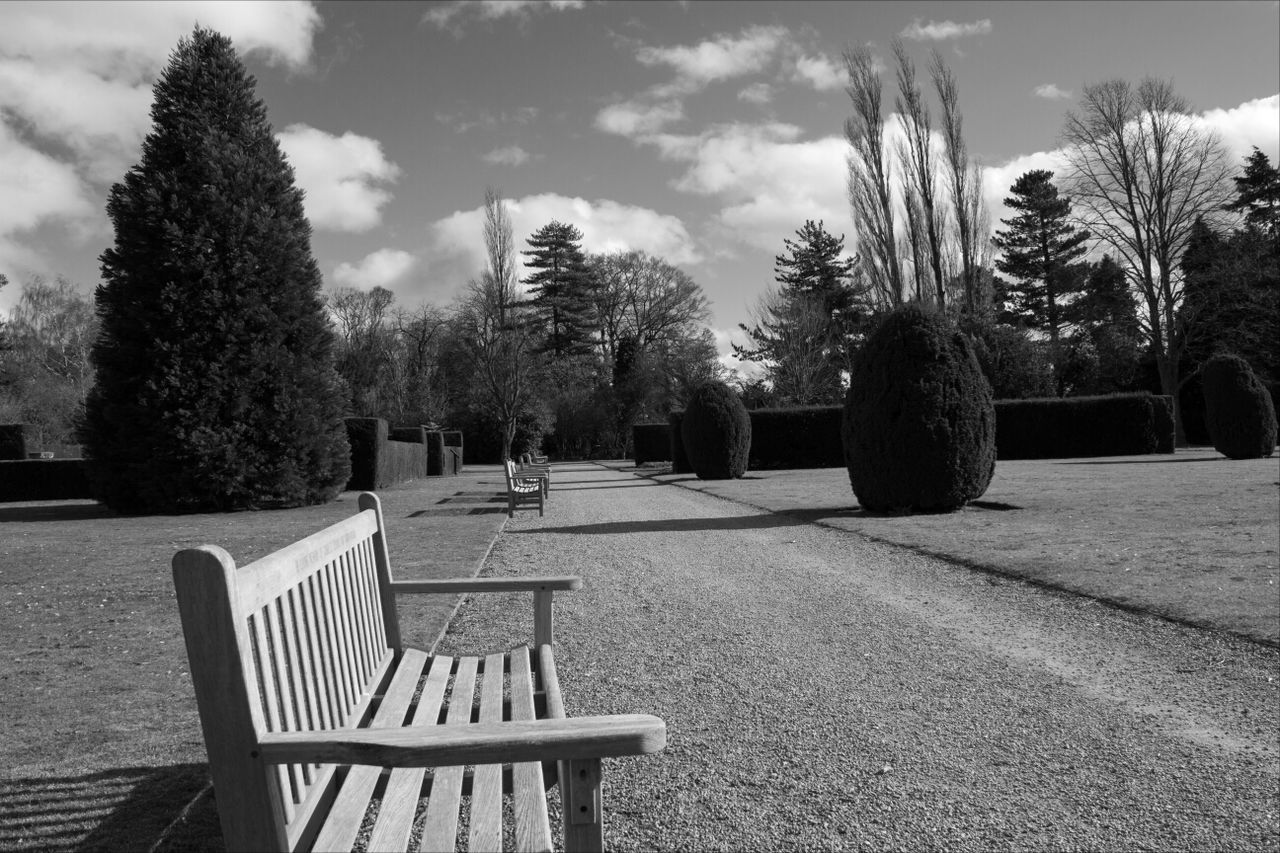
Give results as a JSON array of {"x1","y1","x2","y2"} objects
[
  {"x1": 734, "y1": 220, "x2": 870, "y2": 404},
  {"x1": 1224, "y1": 147, "x2": 1280, "y2": 235},
  {"x1": 992, "y1": 170, "x2": 1091, "y2": 349},
  {"x1": 81, "y1": 27, "x2": 350, "y2": 512},
  {"x1": 521, "y1": 221, "x2": 598, "y2": 357}
]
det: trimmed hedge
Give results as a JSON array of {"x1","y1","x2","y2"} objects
[
  {"x1": 749, "y1": 407, "x2": 845, "y2": 470},
  {"x1": 0, "y1": 460, "x2": 92, "y2": 502},
  {"x1": 389, "y1": 425, "x2": 427, "y2": 444},
  {"x1": 345, "y1": 417, "x2": 436, "y2": 490},
  {"x1": 0, "y1": 424, "x2": 28, "y2": 460},
  {"x1": 994, "y1": 393, "x2": 1175, "y2": 459},
  {"x1": 668, "y1": 411, "x2": 693, "y2": 474},
  {"x1": 633, "y1": 423, "x2": 671, "y2": 465}
]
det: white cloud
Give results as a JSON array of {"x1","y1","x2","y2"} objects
[
  {"x1": 424, "y1": 0, "x2": 585, "y2": 36},
  {"x1": 900, "y1": 18, "x2": 992, "y2": 41},
  {"x1": 0, "y1": 1, "x2": 322, "y2": 278},
  {"x1": 1033, "y1": 83, "x2": 1072, "y2": 100},
  {"x1": 595, "y1": 99, "x2": 685, "y2": 136},
  {"x1": 424, "y1": 193, "x2": 701, "y2": 297},
  {"x1": 482, "y1": 145, "x2": 532, "y2": 166},
  {"x1": 332, "y1": 249, "x2": 418, "y2": 290},
  {"x1": 1196, "y1": 94, "x2": 1280, "y2": 165},
  {"x1": 791, "y1": 54, "x2": 844, "y2": 92},
  {"x1": 276, "y1": 124, "x2": 401, "y2": 232},
  {"x1": 737, "y1": 83, "x2": 774, "y2": 105},
  {"x1": 637, "y1": 25, "x2": 788, "y2": 89},
  {"x1": 649, "y1": 123, "x2": 850, "y2": 249}
]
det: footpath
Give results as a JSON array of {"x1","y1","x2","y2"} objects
[{"x1": 438, "y1": 461, "x2": 1280, "y2": 852}]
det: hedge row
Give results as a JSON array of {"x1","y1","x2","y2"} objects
[
  {"x1": 652, "y1": 393, "x2": 1175, "y2": 469},
  {"x1": 994, "y1": 393, "x2": 1174, "y2": 459},
  {"x1": 633, "y1": 423, "x2": 673, "y2": 465},
  {"x1": 1, "y1": 424, "x2": 29, "y2": 460},
  {"x1": 0, "y1": 460, "x2": 93, "y2": 502},
  {"x1": 345, "y1": 418, "x2": 461, "y2": 491}
]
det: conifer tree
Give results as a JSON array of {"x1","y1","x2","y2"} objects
[
  {"x1": 992, "y1": 170, "x2": 1091, "y2": 349},
  {"x1": 81, "y1": 27, "x2": 350, "y2": 512},
  {"x1": 1224, "y1": 147, "x2": 1280, "y2": 235},
  {"x1": 521, "y1": 221, "x2": 598, "y2": 357}
]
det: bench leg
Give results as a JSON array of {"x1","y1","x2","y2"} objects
[{"x1": 562, "y1": 758, "x2": 603, "y2": 853}]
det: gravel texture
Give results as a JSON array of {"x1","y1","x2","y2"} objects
[{"x1": 436, "y1": 462, "x2": 1280, "y2": 852}]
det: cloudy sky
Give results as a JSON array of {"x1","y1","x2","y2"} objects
[{"x1": 2, "y1": 0, "x2": 1277, "y2": 373}]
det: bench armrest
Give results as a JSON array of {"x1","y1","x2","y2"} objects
[
  {"x1": 390, "y1": 577, "x2": 582, "y2": 594},
  {"x1": 257, "y1": 714, "x2": 666, "y2": 767}
]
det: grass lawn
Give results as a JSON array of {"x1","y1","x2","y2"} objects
[
  {"x1": 644, "y1": 448, "x2": 1280, "y2": 646},
  {"x1": 0, "y1": 474, "x2": 509, "y2": 852}
]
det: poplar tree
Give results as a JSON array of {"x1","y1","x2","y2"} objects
[{"x1": 81, "y1": 27, "x2": 350, "y2": 512}]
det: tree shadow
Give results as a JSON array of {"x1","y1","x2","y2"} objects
[
  {"x1": 508, "y1": 513, "x2": 806, "y2": 535},
  {"x1": 0, "y1": 502, "x2": 116, "y2": 524},
  {"x1": 0, "y1": 763, "x2": 223, "y2": 852}
]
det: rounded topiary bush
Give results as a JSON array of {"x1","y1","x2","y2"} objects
[
  {"x1": 681, "y1": 381, "x2": 751, "y2": 479},
  {"x1": 842, "y1": 303, "x2": 995, "y2": 512},
  {"x1": 1202, "y1": 353, "x2": 1277, "y2": 459}
]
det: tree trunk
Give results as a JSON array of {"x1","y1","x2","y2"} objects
[{"x1": 1155, "y1": 352, "x2": 1188, "y2": 447}]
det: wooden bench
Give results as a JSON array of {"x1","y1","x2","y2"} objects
[
  {"x1": 172, "y1": 492, "x2": 665, "y2": 852},
  {"x1": 504, "y1": 459, "x2": 547, "y2": 516}
]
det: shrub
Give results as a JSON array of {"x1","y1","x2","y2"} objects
[
  {"x1": 632, "y1": 423, "x2": 671, "y2": 465},
  {"x1": 1202, "y1": 354, "x2": 1277, "y2": 459},
  {"x1": 843, "y1": 303, "x2": 995, "y2": 512},
  {"x1": 680, "y1": 381, "x2": 751, "y2": 479},
  {"x1": 80, "y1": 28, "x2": 350, "y2": 512},
  {"x1": 995, "y1": 393, "x2": 1174, "y2": 459}
]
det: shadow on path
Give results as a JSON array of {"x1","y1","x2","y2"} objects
[{"x1": 509, "y1": 513, "x2": 805, "y2": 535}]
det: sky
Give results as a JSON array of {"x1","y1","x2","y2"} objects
[{"x1": 2, "y1": 0, "x2": 1277, "y2": 376}]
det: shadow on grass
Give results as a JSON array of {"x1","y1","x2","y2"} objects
[
  {"x1": 1053, "y1": 457, "x2": 1223, "y2": 465},
  {"x1": 509, "y1": 513, "x2": 805, "y2": 535},
  {"x1": 0, "y1": 503, "x2": 116, "y2": 524},
  {"x1": 0, "y1": 763, "x2": 223, "y2": 852}
]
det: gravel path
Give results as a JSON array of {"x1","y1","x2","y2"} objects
[{"x1": 435, "y1": 462, "x2": 1280, "y2": 851}]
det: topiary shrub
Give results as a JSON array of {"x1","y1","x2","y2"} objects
[
  {"x1": 680, "y1": 381, "x2": 751, "y2": 479},
  {"x1": 1202, "y1": 354, "x2": 1277, "y2": 459},
  {"x1": 843, "y1": 303, "x2": 996, "y2": 512}
]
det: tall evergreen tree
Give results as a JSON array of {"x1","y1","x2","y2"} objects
[
  {"x1": 81, "y1": 27, "x2": 350, "y2": 512},
  {"x1": 1224, "y1": 147, "x2": 1280, "y2": 235},
  {"x1": 992, "y1": 170, "x2": 1091, "y2": 350},
  {"x1": 521, "y1": 221, "x2": 598, "y2": 357}
]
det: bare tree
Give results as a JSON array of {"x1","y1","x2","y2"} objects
[
  {"x1": 1061, "y1": 78, "x2": 1232, "y2": 443},
  {"x1": 590, "y1": 250, "x2": 711, "y2": 363},
  {"x1": 893, "y1": 38, "x2": 947, "y2": 307},
  {"x1": 456, "y1": 188, "x2": 541, "y2": 460},
  {"x1": 844, "y1": 46, "x2": 904, "y2": 307},
  {"x1": 931, "y1": 49, "x2": 988, "y2": 312}
]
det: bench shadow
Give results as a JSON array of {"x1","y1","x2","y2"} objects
[
  {"x1": 0, "y1": 763, "x2": 223, "y2": 852},
  {"x1": 1053, "y1": 456, "x2": 1221, "y2": 465},
  {"x1": 509, "y1": 513, "x2": 804, "y2": 534}
]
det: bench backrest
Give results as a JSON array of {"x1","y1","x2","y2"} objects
[{"x1": 173, "y1": 492, "x2": 402, "y2": 852}]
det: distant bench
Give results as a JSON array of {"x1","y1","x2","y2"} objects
[{"x1": 172, "y1": 492, "x2": 665, "y2": 851}]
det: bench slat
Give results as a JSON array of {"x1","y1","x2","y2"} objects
[
  {"x1": 315, "y1": 564, "x2": 354, "y2": 721},
  {"x1": 334, "y1": 555, "x2": 371, "y2": 696},
  {"x1": 468, "y1": 652, "x2": 507, "y2": 853},
  {"x1": 303, "y1": 575, "x2": 341, "y2": 732},
  {"x1": 510, "y1": 646, "x2": 553, "y2": 853},
  {"x1": 421, "y1": 656, "x2": 479, "y2": 850},
  {"x1": 311, "y1": 649, "x2": 431, "y2": 852},
  {"x1": 366, "y1": 653, "x2": 454, "y2": 851},
  {"x1": 250, "y1": 609, "x2": 297, "y2": 824},
  {"x1": 265, "y1": 598, "x2": 309, "y2": 802}
]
